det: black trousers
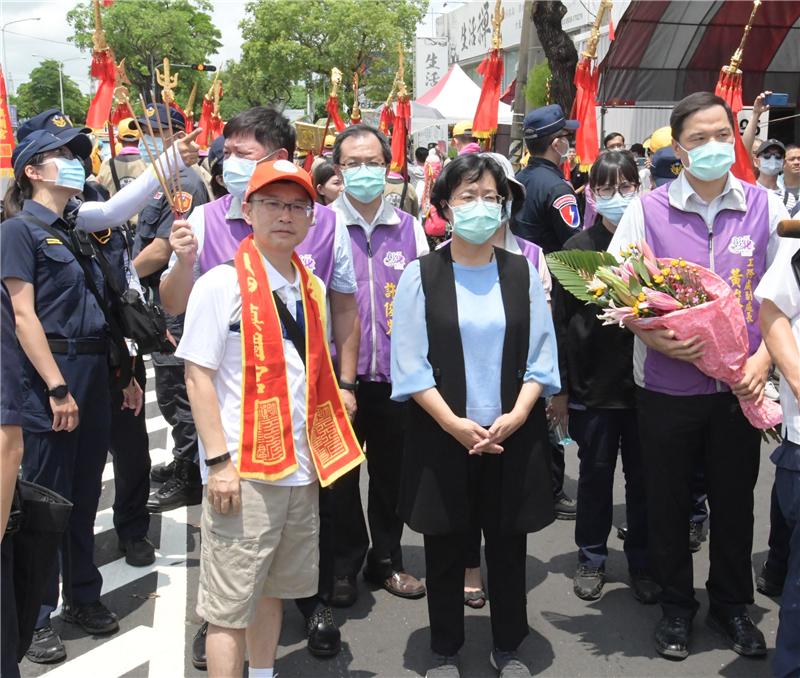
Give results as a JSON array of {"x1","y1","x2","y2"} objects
[
  {"x1": 764, "y1": 478, "x2": 792, "y2": 583},
  {"x1": 424, "y1": 530, "x2": 528, "y2": 656},
  {"x1": 690, "y1": 462, "x2": 709, "y2": 524},
  {"x1": 331, "y1": 381, "x2": 405, "y2": 578},
  {"x1": 1, "y1": 537, "x2": 20, "y2": 678},
  {"x1": 550, "y1": 433, "x2": 565, "y2": 497},
  {"x1": 295, "y1": 486, "x2": 335, "y2": 617},
  {"x1": 636, "y1": 388, "x2": 760, "y2": 618},
  {"x1": 570, "y1": 407, "x2": 648, "y2": 570},
  {"x1": 110, "y1": 357, "x2": 151, "y2": 542},
  {"x1": 154, "y1": 362, "x2": 198, "y2": 465}
]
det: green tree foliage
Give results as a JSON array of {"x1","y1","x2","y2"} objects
[
  {"x1": 232, "y1": 0, "x2": 427, "y2": 114},
  {"x1": 525, "y1": 61, "x2": 551, "y2": 108},
  {"x1": 66, "y1": 0, "x2": 222, "y2": 111},
  {"x1": 12, "y1": 60, "x2": 89, "y2": 122}
]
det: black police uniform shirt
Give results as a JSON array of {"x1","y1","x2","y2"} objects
[
  {"x1": 514, "y1": 157, "x2": 582, "y2": 254},
  {"x1": 1, "y1": 283, "x2": 24, "y2": 428}
]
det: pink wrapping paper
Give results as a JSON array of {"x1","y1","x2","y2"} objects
[{"x1": 628, "y1": 262, "x2": 782, "y2": 430}]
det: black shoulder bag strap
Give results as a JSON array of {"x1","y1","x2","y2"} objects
[
  {"x1": 272, "y1": 292, "x2": 306, "y2": 367},
  {"x1": 109, "y1": 157, "x2": 122, "y2": 193}
]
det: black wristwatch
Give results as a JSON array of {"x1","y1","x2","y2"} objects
[
  {"x1": 339, "y1": 380, "x2": 357, "y2": 392},
  {"x1": 205, "y1": 452, "x2": 231, "y2": 467},
  {"x1": 47, "y1": 384, "x2": 69, "y2": 400}
]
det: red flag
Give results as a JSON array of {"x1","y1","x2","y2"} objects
[
  {"x1": 390, "y1": 96, "x2": 410, "y2": 176},
  {"x1": 197, "y1": 98, "x2": 214, "y2": 148},
  {"x1": 562, "y1": 159, "x2": 571, "y2": 181},
  {"x1": 472, "y1": 48, "x2": 504, "y2": 139},
  {"x1": 608, "y1": 17, "x2": 615, "y2": 42},
  {"x1": 325, "y1": 95, "x2": 346, "y2": 133},
  {"x1": 303, "y1": 150, "x2": 315, "y2": 173},
  {"x1": 110, "y1": 99, "x2": 134, "y2": 126},
  {"x1": 378, "y1": 105, "x2": 394, "y2": 136},
  {"x1": 86, "y1": 49, "x2": 117, "y2": 129},
  {"x1": 573, "y1": 56, "x2": 600, "y2": 170},
  {"x1": 715, "y1": 68, "x2": 756, "y2": 183},
  {"x1": 500, "y1": 78, "x2": 516, "y2": 105},
  {"x1": 0, "y1": 66, "x2": 15, "y2": 179}
]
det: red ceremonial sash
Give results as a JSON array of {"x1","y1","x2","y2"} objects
[{"x1": 234, "y1": 236, "x2": 364, "y2": 486}]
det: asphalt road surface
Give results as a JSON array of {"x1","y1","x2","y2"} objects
[{"x1": 20, "y1": 361, "x2": 782, "y2": 677}]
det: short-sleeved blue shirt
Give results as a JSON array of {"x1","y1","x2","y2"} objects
[
  {"x1": 0, "y1": 200, "x2": 107, "y2": 340},
  {"x1": 1, "y1": 283, "x2": 24, "y2": 426}
]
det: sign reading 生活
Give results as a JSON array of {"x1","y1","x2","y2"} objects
[
  {"x1": 440, "y1": 1, "x2": 523, "y2": 64},
  {"x1": 414, "y1": 37, "x2": 450, "y2": 96}
]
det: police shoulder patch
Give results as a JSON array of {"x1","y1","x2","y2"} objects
[
  {"x1": 174, "y1": 191, "x2": 193, "y2": 214},
  {"x1": 553, "y1": 193, "x2": 580, "y2": 228}
]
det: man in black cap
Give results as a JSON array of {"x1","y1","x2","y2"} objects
[
  {"x1": 132, "y1": 103, "x2": 210, "y2": 512},
  {"x1": 515, "y1": 103, "x2": 581, "y2": 521}
]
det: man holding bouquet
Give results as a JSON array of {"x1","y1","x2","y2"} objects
[{"x1": 609, "y1": 92, "x2": 790, "y2": 661}]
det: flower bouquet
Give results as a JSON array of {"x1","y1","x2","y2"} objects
[{"x1": 546, "y1": 242, "x2": 782, "y2": 436}]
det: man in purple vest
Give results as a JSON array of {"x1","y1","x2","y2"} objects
[
  {"x1": 328, "y1": 125, "x2": 430, "y2": 606},
  {"x1": 609, "y1": 92, "x2": 790, "y2": 661},
  {"x1": 159, "y1": 106, "x2": 360, "y2": 664}
]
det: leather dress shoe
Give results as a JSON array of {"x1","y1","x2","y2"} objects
[
  {"x1": 755, "y1": 560, "x2": 784, "y2": 597},
  {"x1": 688, "y1": 521, "x2": 704, "y2": 553},
  {"x1": 554, "y1": 492, "x2": 577, "y2": 520},
  {"x1": 25, "y1": 623, "x2": 66, "y2": 664},
  {"x1": 150, "y1": 460, "x2": 175, "y2": 483},
  {"x1": 629, "y1": 570, "x2": 661, "y2": 605},
  {"x1": 365, "y1": 569, "x2": 426, "y2": 599},
  {"x1": 147, "y1": 461, "x2": 202, "y2": 513},
  {"x1": 706, "y1": 611, "x2": 766, "y2": 657},
  {"x1": 119, "y1": 537, "x2": 156, "y2": 567},
  {"x1": 573, "y1": 563, "x2": 605, "y2": 601},
  {"x1": 192, "y1": 621, "x2": 208, "y2": 670},
  {"x1": 62, "y1": 601, "x2": 119, "y2": 635},
  {"x1": 306, "y1": 606, "x2": 341, "y2": 657},
  {"x1": 331, "y1": 575, "x2": 358, "y2": 607},
  {"x1": 654, "y1": 615, "x2": 691, "y2": 660}
]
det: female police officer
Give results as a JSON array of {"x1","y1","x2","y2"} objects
[{"x1": 1, "y1": 129, "x2": 122, "y2": 663}]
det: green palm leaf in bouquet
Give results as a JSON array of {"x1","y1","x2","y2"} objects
[{"x1": 545, "y1": 250, "x2": 620, "y2": 302}]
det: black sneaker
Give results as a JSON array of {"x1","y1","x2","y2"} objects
[
  {"x1": 426, "y1": 654, "x2": 460, "y2": 678},
  {"x1": 150, "y1": 460, "x2": 176, "y2": 483},
  {"x1": 689, "y1": 521, "x2": 704, "y2": 553},
  {"x1": 118, "y1": 537, "x2": 156, "y2": 567},
  {"x1": 25, "y1": 623, "x2": 66, "y2": 664},
  {"x1": 554, "y1": 492, "x2": 577, "y2": 520},
  {"x1": 706, "y1": 611, "x2": 766, "y2": 657},
  {"x1": 306, "y1": 606, "x2": 341, "y2": 658},
  {"x1": 629, "y1": 569, "x2": 660, "y2": 605},
  {"x1": 489, "y1": 649, "x2": 531, "y2": 677},
  {"x1": 191, "y1": 621, "x2": 208, "y2": 670},
  {"x1": 755, "y1": 560, "x2": 784, "y2": 597},
  {"x1": 62, "y1": 600, "x2": 119, "y2": 635},
  {"x1": 573, "y1": 563, "x2": 605, "y2": 600},
  {"x1": 147, "y1": 461, "x2": 202, "y2": 513}
]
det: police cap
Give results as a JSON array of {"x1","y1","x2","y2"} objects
[
  {"x1": 12, "y1": 129, "x2": 92, "y2": 180},
  {"x1": 137, "y1": 103, "x2": 186, "y2": 132},
  {"x1": 523, "y1": 104, "x2": 579, "y2": 140}
]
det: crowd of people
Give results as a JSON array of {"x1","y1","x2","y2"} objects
[{"x1": 0, "y1": 88, "x2": 798, "y2": 678}]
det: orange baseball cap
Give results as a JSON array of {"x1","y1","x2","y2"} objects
[{"x1": 245, "y1": 159, "x2": 316, "y2": 204}]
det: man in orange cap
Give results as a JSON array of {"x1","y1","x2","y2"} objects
[{"x1": 176, "y1": 160, "x2": 363, "y2": 678}]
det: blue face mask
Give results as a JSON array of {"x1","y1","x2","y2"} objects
[
  {"x1": 341, "y1": 164, "x2": 386, "y2": 203},
  {"x1": 450, "y1": 200, "x2": 503, "y2": 245},
  {"x1": 40, "y1": 157, "x2": 86, "y2": 191},
  {"x1": 595, "y1": 192, "x2": 635, "y2": 225},
  {"x1": 679, "y1": 140, "x2": 735, "y2": 182},
  {"x1": 141, "y1": 135, "x2": 164, "y2": 157},
  {"x1": 222, "y1": 152, "x2": 277, "y2": 200}
]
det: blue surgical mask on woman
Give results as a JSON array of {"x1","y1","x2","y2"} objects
[
  {"x1": 679, "y1": 140, "x2": 735, "y2": 182},
  {"x1": 595, "y1": 192, "x2": 635, "y2": 225},
  {"x1": 222, "y1": 151, "x2": 279, "y2": 199},
  {"x1": 341, "y1": 164, "x2": 386, "y2": 203},
  {"x1": 39, "y1": 157, "x2": 86, "y2": 191},
  {"x1": 449, "y1": 199, "x2": 503, "y2": 245}
]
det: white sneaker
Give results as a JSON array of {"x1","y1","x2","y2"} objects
[{"x1": 764, "y1": 380, "x2": 780, "y2": 401}]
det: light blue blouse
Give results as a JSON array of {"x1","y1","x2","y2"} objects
[{"x1": 390, "y1": 257, "x2": 561, "y2": 426}]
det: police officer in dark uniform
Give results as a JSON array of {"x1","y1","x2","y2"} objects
[
  {"x1": 514, "y1": 104, "x2": 582, "y2": 521},
  {"x1": 1, "y1": 130, "x2": 120, "y2": 664},
  {"x1": 131, "y1": 103, "x2": 209, "y2": 511}
]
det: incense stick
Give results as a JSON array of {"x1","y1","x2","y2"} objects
[{"x1": 138, "y1": 94, "x2": 178, "y2": 207}]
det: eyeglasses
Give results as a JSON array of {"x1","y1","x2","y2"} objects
[
  {"x1": 339, "y1": 161, "x2": 386, "y2": 170},
  {"x1": 594, "y1": 182, "x2": 638, "y2": 199},
  {"x1": 248, "y1": 198, "x2": 314, "y2": 218},
  {"x1": 450, "y1": 193, "x2": 505, "y2": 206}
]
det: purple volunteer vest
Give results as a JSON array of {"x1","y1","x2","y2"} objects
[
  {"x1": 640, "y1": 181, "x2": 769, "y2": 396},
  {"x1": 347, "y1": 208, "x2": 417, "y2": 383},
  {"x1": 514, "y1": 235, "x2": 543, "y2": 273},
  {"x1": 197, "y1": 195, "x2": 337, "y2": 288}
]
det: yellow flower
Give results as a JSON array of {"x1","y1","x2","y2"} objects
[
  {"x1": 653, "y1": 275, "x2": 665, "y2": 284},
  {"x1": 661, "y1": 267, "x2": 671, "y2": 276},
  {"x1": 638, "y1": 293, "x2": 646, "y2": 302},
  {"x1": 671, "y1": 259, "x2": 679, "y2": 266},
  {"x1": 679, "y1": 260, "x2": 687, "y2": 268}
]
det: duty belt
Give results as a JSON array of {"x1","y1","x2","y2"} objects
[{"x1": 47, "y1": 338, "x2": 107, "y2": 354}]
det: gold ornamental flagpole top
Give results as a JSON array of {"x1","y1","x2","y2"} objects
[
  {"x1": 351, "y1": 71, "x2": 361, "y2": 120},
  {"x1": 582, "y1": 0, "x2": 613, "y2": 60},
  {"x1": 186, "y1": 81, "x2": 198, "y2": 114},
  {"x1": 396, "y1": 43, "x2": 408, "y2": 98},
  {"x1": 157, "y1": 57, "x2": 179, "y2": 106},
  {"x1": 491, "y1": 0, "x2": 504, "y2": 51},
  {"x1": 725, "y1": 0, "x2": 762, "y2": 74},
  {"x1": 329, "y1": 68, "x2": 343, "y2": 98},
  {"x1": 92, "y1": 0, "x2": 108, "y2": 51}
]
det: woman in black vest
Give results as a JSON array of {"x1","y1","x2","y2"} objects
[{"x1": 391, "y1": 155, "x2": 560, "y2": 678}]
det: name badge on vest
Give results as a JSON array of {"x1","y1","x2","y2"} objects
[
  {"x1": 729, "y1": 235, "x2": 756, "y2": 257},
  {"x1": 383, "y1": 250, "x2": 407, "y2": 270},
  {"x1": 300, "y1": 253, "x2": 317, "y2": 273}
]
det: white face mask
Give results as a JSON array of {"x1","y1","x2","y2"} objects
[{"x1": 759, "y1": 156, "x2": 784, "y2": 176}]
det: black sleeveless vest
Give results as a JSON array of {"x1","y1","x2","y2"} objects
[{"x1": 398, "y1": 245, "x2": 555, "y2": 535}]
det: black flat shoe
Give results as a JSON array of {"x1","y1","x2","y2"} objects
[
  {"x1": 146, "y1": 475, "x2": 202, "y2": 512},
  {"x1": 306, "y1": 606, "x2": 341, "y2": 658},
  {"x1": 706, "y1": 611, "x2": 766, "y2": 657},
  {"x1": 25, "y1": 623, "x2": 66, "y2": 664},
  {"x1": 192, "y1": 621, "x2": 208, "y2": 670},
  {"x1": 654, "y1": 615, "x2": 691, "y2": 660},
  {"x1": 62, "y1": 601, "x2": 119, "y2": 635},
  {"x1": 119, "y1": 537, "x2": 156, "y2": 567},
  {"x1": 755, "y1": 560, "x2": 784, "y2": 597}
]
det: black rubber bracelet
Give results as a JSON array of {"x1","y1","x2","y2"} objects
[
  {"x1": 205, "y1": 452, "x2": 231, "y2": 467},
  {"x1": 339, "y1": 380, "x2": 357, "y2": 392}
]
